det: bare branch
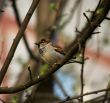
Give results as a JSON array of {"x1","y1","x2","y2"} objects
[
  {"x1": 75, "y1": 28, "x2": 82, "y2": 34},
  {"x1": 0, "y1": 0, "x2": 110, "y2": 94},
  {"x1": 80, "y1": 44, "x2": 86, "y2": 103},
  {"x1": 92, "y1": 31, "x2": 101, "y2": 34},
  {"x1": 11, "y1": 0, "x2": 39, "y2": 62},
  {"x1": 103, "y1": 81, "x2": 110, "y2": 103},
  {"x1": 0, "y1": 0, "x2": 40, "y2": 85},
  {"x1": 28, "y1": 66, "x2": 33, "y2": 81},
  {"x1": 86, "y1": 9, "x2": 94, "y2": 13},
  {"x1": 83, "y1": 13, "x2": 91, "y2": 24},
  {"x1": 59, "y1": 88, "x2": 110, "y2": 103},
  {"x1": 105, "y1": 17, "x2": 110, "y2": 20}
]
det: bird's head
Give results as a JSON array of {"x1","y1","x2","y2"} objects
[{"x1": 35, "y1": 38, "x2": 50, "y2": 48}]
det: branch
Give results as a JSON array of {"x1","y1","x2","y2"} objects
[
  {"x1": 85, "y1": 94, "x2": 105, "y2": 103},
  {"x1": 11, "y1": 0, "x2": 39, "y2": 62},
  {"x1": 28, "y1": 66, "x2": 33, "y2": 81},
  {"x1": 103, "y1": 81, "x2": 110, "y2": 103},
  {"x1": 83, "y1": 13, "x2": 91, "y2": 24},
  {"x1": 75, "y1": 28, "x2": 82, "y2": 34},
  {"x1": 80, "y1": 44, "x2": 86, "y2": 103},
  {"x1": 92, "y1": 31, "x2": 101, "y2": 34},
  {"x1": 0, "y1": 0, "x2": 110, "y2": 94},
  {"x1": 59, "y1": 88, "x2": 110, "y2": 103},
  {"x1": 0, "y1": 0, "x2": 40, "y2": 85},
  {"x1": 105, "y1": 17, "x2": 110, "y2": 20}
]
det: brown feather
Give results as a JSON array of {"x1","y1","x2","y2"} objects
[
  {"x1": 40, "y1": 38, "x2": 50, "y2": 43},
  {"x1": 53, "y1": 45, "x2": 65, "y2": 55}
]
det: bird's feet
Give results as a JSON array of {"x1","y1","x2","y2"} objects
[{"x1": 52, "y1": 63, "x2": 60, "y2": 68}]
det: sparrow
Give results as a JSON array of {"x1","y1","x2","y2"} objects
[{"x1": 35, "y1": 39, "x2": 65, "y2": 66}]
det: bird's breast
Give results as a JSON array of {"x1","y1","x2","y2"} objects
[{"x1": 40, "y1": 49, "x2": 64, "y2": 65}]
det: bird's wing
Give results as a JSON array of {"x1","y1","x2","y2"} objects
[{"x1": 53, "y1": 45, "x2": 65, "y2": 55}]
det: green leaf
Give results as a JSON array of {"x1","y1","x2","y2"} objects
[
  {"x1": 75, "y1": 53, "x2": 83, "y2": 61},
  {"x1": 48, "y1": 3, "x2": 57, "y2": 12},
  {"x1": 96, "y1": 8, "x2": 104, "y2": 15},
  {"x1": 11, "y1": 96, "x2": 17, "y2": 103},
  {"x1": 39, "y1": 64, "x2": 49, "y2": 76}
]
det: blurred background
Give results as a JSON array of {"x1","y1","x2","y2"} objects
[{"x1": 0, "y1": 0, "x2": 110, "y2": 103}]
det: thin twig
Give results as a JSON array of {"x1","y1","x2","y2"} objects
[
  {"x1": 105, "y1": 17, "x2": 110, "y2": 20},
  {"x1": 90, "y1": 0, "x2": 102, "y2": 21},
  {"x1": 85, "y1": 94, "x2": 104, "y2": 103},
  {"x1": 80, "y1": 44, "x2": 86, "y2": 103},
  {"x1": 92, "y1": 32, "x2": 101, "y2": 34},
  {"x1": 67, "y1": 60, "x2": 83, "y2": 64},
  {"x1": 85, "y1": 94, "x2": 110, "y2": 103},
  {"x1": 59, "y1": 88, "x2": 110, "y2": 103},
  {"x1": 83, "y1": 13, "x2": 91, "y2": 24},
  {"x1": 75, "y1": 28, "x2": 82, "y2": 34},
  {"x1": 86, "y1": 9, "x2": 94, "y2": 13},
  {"x1": 67, "y1": 57, "x2": 88, "y2": 64},
  {"x1": 103, "y1": 81, "x2": 110, "y2": 103},
  {"x1": 28, "y1": 66, "x2": 33, "y2": 81}
]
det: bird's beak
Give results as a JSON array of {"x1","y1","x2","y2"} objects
[{"x1": 34, "y1": 43, "x2": 40, "y2": 47}]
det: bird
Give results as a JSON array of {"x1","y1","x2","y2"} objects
[{"x1": 35, "y1": 39, "x2": 65, "y2": 66}]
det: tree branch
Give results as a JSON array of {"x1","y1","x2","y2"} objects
[
  {"x1": 28, "y1": 66, "x2": 33, "y2": 81},
  {"x1": 80, "y1": 44, "x2": 86, "y2": 103},
  {"x1": 0, "y1": 0, "x2": 110, "y2": 94},
  {"x1": 0, "y1": 0, "x2": 40, "y2": 85},
  {"x1": 59, "y1": 88, "x2": 110, "y2": 103},
  {"x1": 11, "y1": 0, "x2": 39, "y2": 62}
]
